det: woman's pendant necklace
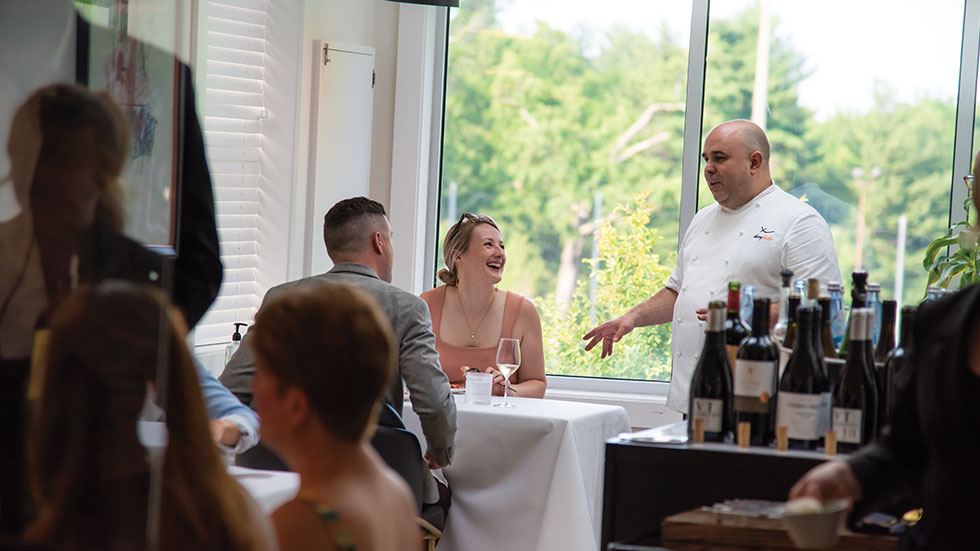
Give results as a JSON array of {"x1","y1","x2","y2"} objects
[{"x1": 458, "y1": 287, "x2": 496, "y2": 340}]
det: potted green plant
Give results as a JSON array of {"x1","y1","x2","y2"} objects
[{"x1": 922, "y1": 175, "x2": 980, "y2": 292}]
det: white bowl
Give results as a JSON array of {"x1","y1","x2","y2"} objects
[{"x1": 782, "y1": 499, "x2": 849, "y2": 549}]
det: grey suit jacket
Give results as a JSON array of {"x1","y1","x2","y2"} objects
[{"x1": 219, "y1": 262, "x2": 456, "y2": 466}]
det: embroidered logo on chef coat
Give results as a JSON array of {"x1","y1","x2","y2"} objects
[{"x1": 753, "y1": 226, "x2": 775, "y2": 241}]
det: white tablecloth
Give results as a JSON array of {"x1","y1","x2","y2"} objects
[
  {"x1": 229, "y1": 465, "x2": 299, "y2": 514},
  {"x1": 404, "y1": 395, "x2": 631, "y2": 551}
]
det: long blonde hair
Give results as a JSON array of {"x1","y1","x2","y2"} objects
[
  {"x1": 28, "y1": 282, "x2": 264, "y2": 549},
  {"x1": 438, "y1": 212, "x2": 499, "y2": 286}
]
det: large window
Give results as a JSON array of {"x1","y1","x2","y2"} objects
[
  {"x1": 701, "y1": 0, "x2": 961, "y2": 312},
  {"x1": 440, "y1": 0, "x2": 972, "y2": 383},
  {"x1": 440, "y1": 0, "x2": 692, "y2": 381}
]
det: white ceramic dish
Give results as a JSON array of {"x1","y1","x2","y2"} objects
[{"x1": 782, "y1": 498, "x2": 849, "y2": 549}]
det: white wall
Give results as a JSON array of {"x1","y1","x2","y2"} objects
[
  {"x1": 259, "y1": 1, "x2": 304, "y2": 291},
  {"x1": 370, "y1": 1, "x2": 400, "y2": 206},
  {"x1": 286, "y1": 0, "x2": 402, "y2": 283}
]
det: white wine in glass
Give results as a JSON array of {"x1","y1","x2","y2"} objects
[{"x1": 495, "y1": 338, "x2": 521, "y2": 408}]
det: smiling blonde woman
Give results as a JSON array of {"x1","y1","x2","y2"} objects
[{"x1": 421, "y1": 213, "x2": 546, "y2": 398}]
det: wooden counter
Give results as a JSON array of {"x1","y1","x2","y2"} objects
[{"x1": 662, "y1": 508, "x2": 896, "y2": 551}]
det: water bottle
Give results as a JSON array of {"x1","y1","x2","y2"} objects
[
  {"x1": 828, "y1": 282, "x2": 846, "y2": 349},
  {"x1": 866, "y1": 283, "x2": 882, "y2": 348},
  {"x1": 922, "y1": 285, "x2": 942, "y2": 303},
  {"x1": 740, "y1": 284, "x2": 755, "y2": 329}
]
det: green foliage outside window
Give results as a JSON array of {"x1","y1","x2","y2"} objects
[
  {"x1": 922, "y1": 177, "x2": 980, "y2": 290},
  {"x1": 537, "y1": 192, "x2": 673, "y2": 380}
]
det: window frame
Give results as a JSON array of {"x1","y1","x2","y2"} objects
[{"x1": 427, "y1": 0, "x2": 980, "y2": 396}]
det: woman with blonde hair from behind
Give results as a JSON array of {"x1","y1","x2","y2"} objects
[
  {"x1": 249, "y1": 281, "x2": 420, "y2": 550},
  {"x1": 25, "y1": 282, "x2": 274, "y2": 550}
]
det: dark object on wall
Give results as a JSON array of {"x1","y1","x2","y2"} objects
[{"x1": 387, "y1": 0, "x2": 460, "y2": 7}]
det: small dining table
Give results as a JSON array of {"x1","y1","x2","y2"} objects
[
  {"x1": 403, "y1": 394, "x2": 631, "y2": 551},
  {"x1": 228, "y1": 465, "x2": 299, "y2": 514}
]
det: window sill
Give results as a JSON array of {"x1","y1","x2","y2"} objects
[{"x1": 544, "y1": 384, "x2": 683, "y2": 430}]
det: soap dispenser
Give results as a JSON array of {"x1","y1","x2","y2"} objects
[{"x1": 225, "y1": 323, "x2": 247, "y2": 365}]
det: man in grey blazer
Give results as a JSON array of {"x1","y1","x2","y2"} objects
[{"x1": 220, "y1": 197, "x2": 457, "y2": 476}]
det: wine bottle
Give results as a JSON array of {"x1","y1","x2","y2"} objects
[
  {"x1": 776, "y1": 307, "x2": 826, "y2": 450},
  {"x1": 734, "y1": 298, "x2": 778, "y2": 447},
  {"x1": 783, "y1": 295, "x2": 801, "y2": 349},
  {"x1": 688, "y1": 301, "x2": 734, "y2": 443},
  {"x1": 885, "y1": 305, "x2": 917, "y2": 419},
  {"x1": 863, "y1": 308, "x2": 879, "y2": 438},
  {"x1": 779, "y1": 294, "x2": 801, "y2": 378},
  {"x1": 818, "y1": 297, "x2": 844, "y2": 394},
  {"x1": 724, "y1": 282, "x2": 750, "y2": 377},
  {"x1": 811, "y1": 298, "x2": 833, "y2": 441},
  {"x1": 818, "y1": 298, "x2": 838, "y2": 360},
  {"x1": 833, "y1": 308, "x2": 878, "y2": 453},
  {"x1": 837, "y1": 270, "x2": 869, "y2": 359},
  {"x1": 874, "y1": 300, "x2": 897, "y2": 363},
  {"x1": 773, "y1": 269, "x2": 794, "y2": 345},
  {"x1": 873, "y1": 299, "x2": 897, "y2": 433},
  {"x1": 806, "y1": 278, "x2": 821, "y2": 308}
]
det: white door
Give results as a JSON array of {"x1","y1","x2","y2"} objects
[{"x1": 305, "y1": 40, "x2": 375, "y2": 276}]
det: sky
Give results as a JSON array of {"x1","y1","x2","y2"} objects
[{"x1": 487, "y1": 0, "x2": 966, "y2": 120}]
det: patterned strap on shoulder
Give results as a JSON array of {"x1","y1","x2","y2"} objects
[{"x1": 303, "y1": 500, "x2": 357, "y2": 551}]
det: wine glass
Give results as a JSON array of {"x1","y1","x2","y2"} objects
[{"x1": 495, "y1": 338, "x2": 521, "y2": 408}]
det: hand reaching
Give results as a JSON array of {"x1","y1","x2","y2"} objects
[
  {"x1": 789, "y1": 460, "x2": 862, "y2": 505},
  {"x1": 582, "y1": 316, "x2": 636, "y2": 358}
]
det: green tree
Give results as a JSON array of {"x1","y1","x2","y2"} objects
[{"x1": 540, "y1": 192, "x2": 674, "y2": 379}]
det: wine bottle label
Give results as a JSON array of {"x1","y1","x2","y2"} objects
[
  {"x1": 832, "y1": 407, "x2": 863, "y2": 444},
  {"x1": 778, "y1": 346, "x2": 792, "y2": 378},
  {"x1": 734, "y1": 359, "x2": 776, "y2": 399},
  {"x1": 692, "y1": 398, "x2": 723, "y2": 433},
  {"x1": 817, "y1": 392, "x2": 832, "y2": 436},
  {"x1": 776, "y1": 392, "x2": 822, "y2": 440},
  {"x1": 726, "y1": 345, "x2": 739, "y2": 379}
]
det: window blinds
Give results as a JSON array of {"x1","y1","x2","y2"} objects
[{"x1": 194, "y1": 0, "x2": 268, "y2": 345}]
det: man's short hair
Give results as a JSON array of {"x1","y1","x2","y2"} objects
[
  {"x1": 249, "y1": 281, "x2": 396, "y2": 442},
  {"x1": 322, "y1": 197, "x2": 387, "y2": 257}
]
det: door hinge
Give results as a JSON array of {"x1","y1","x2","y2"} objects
[
  {"x1": 372, "y1": 70, "x2": 376, "y2": 88},
  {"x1": 323, "y1": 44, "x2": 330, "y2": 65}
]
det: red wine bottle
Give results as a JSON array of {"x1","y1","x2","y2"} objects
[
  {"x1": 873, "y1": 299, "x2": 897, "y2": 433},
  {"x1": 734, "y1": 298, "x2": 778, "y2": 447},
  {"x1": 724, "y1": 282, "x2": 750, "y2": 377},
  {"x1": 688, "y1": 301, "x2": 734, "y2": 443},
  {"x1": 885, "y1": 305, "x2": 916, "y2": 420},
  {"x1": 776, "y1": 306, "x2": 826, "y2": 450},
  {"x1": 833, "y1": 308, "x2": 878, "y2": 453}
]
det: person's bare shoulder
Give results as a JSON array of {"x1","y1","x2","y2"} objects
[
  {"x1": 384, "y1": 470, "x2": 424, "y2": 545},
  {"x1": 513, "y1": 293, "x2": 542, "y2": 334},
  {"x1": 419, "y1": 286, "x2": 441, "y2": 304},
  {"x1": 272, "y1": 500, "x2": 325, "y2": 551}
]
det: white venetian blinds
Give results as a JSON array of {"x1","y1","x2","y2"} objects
[{"x1": 194, "y1": 0, "x2": 269, "y2": 345}]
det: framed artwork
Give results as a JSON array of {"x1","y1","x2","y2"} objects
[{"x1": 76, "y1": 1, "x2": 181, "y2": 253}]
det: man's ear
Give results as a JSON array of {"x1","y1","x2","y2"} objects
[
  {"x1": 284, "y1": 386, "x2": 311, "y2": 425},
  {"x1": 749, "y1": 150, "x2": 763, "y2": 172},
  {"x1": 371, "y1": 231, "x2": 384, "y2": 255}
]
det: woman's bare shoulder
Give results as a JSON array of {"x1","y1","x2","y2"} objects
[
  {"x1": 272, "y1": 499, "x2": 329, "y2": 549},
  {"x1": 419, "y1": 285, "x2": 446, "y2": 303},
  {"x1": 510, "y1": 292, "x2": 542, "y2": 328}
]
